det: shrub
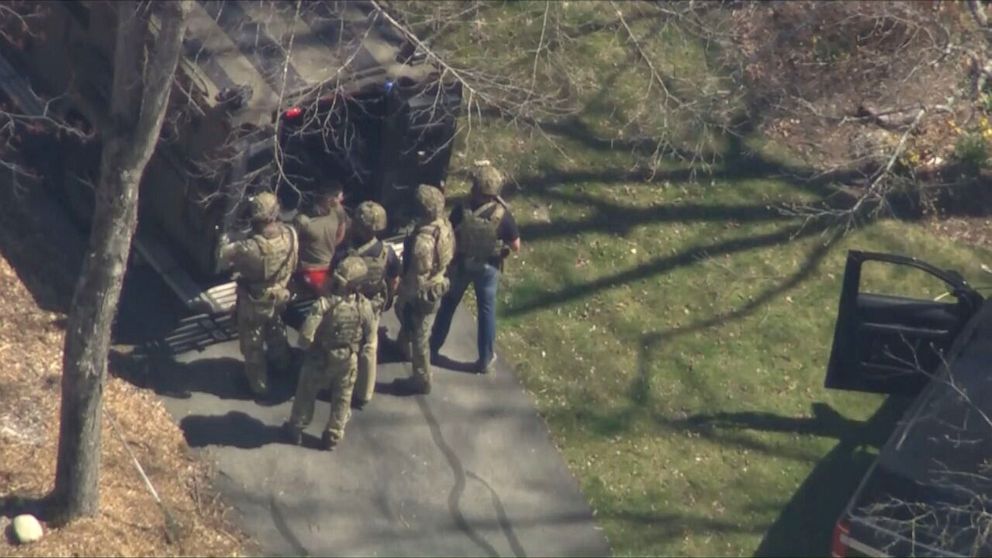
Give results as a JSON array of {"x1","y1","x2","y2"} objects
[{"x1": 954, "y1": 132, "x2": 989, "y2": 174}]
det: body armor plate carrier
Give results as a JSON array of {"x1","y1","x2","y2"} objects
[
  {"x1": 456, "y1": 201, "x2": 504, "y2": 271},
  {"x1": 351, "y1": 239, "x2": 389, "y2": 300}
]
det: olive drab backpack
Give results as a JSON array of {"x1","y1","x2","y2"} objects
[
  {"x1": 456, "y1": 201, "x2": 505, "y2": 272},
  {"x1": 315, "y1": 295, "x2": 364, "y2": 350},
  {"x1": 351, "y1": 239, "x2": 389, "y2": 300}
]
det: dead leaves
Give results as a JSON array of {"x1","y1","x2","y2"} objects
[{"x1": 0, "y1": 207, "x2": 248, "y2": 557}]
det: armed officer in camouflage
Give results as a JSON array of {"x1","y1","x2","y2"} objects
[
  {"x1": 430, "y1": 162, "x2": 521, "y2": 374},
  {"x1": 218, "y1": 192, "x2": 299, "y2": 397},
  {"x1": 284, "y1": 256, "x2": 374, "y2": 450},
  {"x1": 344, "y1": 201, "x2": 401, "y2": 408},
  {"x1": 394, "y1": 185, "x2": 454, "y2": 395}
]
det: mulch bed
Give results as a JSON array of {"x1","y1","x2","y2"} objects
[{"x1": 0, "y1": 183, "x2": 253, "y2": 556}]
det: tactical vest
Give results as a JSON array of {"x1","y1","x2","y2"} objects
[
  {"x1": 315, "y1": 294, "x2": 364, "y2": 351},
  {"x1": 456, "y1": 201, "x2": 504, "y2": 270},
  {"x1": 351, "y1": 238, "x2": 388, "y2": 299},
  {"x1": 398, "y1": 218, "x2": 454, "y2": 300},
  {"x1": 241, "y1": 224, "x2": 298, "y2": 290}
]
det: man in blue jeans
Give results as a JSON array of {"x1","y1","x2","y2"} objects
[{"x1": 430, "y1": 162, "x2": 521, "y2": 374}]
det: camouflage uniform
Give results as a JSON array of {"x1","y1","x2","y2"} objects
[
  {"x1": 286, "y1": 257, "x2": 374, "y2": 449},
  {"x1": 395, "y1": 185, "x2": 454, "y2": 394},
  {"x1": 218, "y1": 192, "x2": 298, "y2": 396},
  {"x1": 348, "y1": 201, "x2": 398, "y2": 405}
]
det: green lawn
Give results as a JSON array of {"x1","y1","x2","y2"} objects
[
  {"x1": 442, "y1": 124, "x2": 992, "y2": 556},
  {"x1": 418, "y1": 3, "x2": 992, "y2": 554}
]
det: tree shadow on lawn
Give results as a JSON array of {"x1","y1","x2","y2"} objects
[
  {"x1": 499, "y1": 107, "x2": 871, "y2": 319},
  {"x1": 618, "y1": 232, "x2": 903, "y2": 554},
  {"x1": 745, "y1": 396, "x2": 913, "y2": 557},
  {"x1": 519, "y1": 186, "x2": 801, "y2": 243},
  {"x1": 507, "y1": 216, "x2": 844, "y2": 318},
  {"x1": 555, "y1": 395, "x2": 911, "y2": 555},
  {"x1": 627, "y1": 231, "x2": 903, "y2": 555},
  {"x1": 535, "y1": 232, "x2": 873, "y2": 552},
  {"x1": 628, "y1": 226, "x2": 843, "y2": 407},
  {"x1": 487, "y1": 107, "x2": 876, "y2": 202},
  {"x1": 536, "y1": 215, "x2": 845, "y2": 434},
  {"x1": 657, "y1": 397, "x2": 912, "y2": 557}
]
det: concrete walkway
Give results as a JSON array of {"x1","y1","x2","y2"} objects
[{"x1": 117, "y1": 266, "x2": 611, "y2": 557}]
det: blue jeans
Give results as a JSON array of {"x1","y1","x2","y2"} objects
[{"x1": 430, "y1": 263, "x2": 500, "y2": 368}]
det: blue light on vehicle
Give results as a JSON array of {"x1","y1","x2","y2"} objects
[{"x1": 384, "y1": 80, "x2": 395, "y2": 92}]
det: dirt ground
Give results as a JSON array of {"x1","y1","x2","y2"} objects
[
  {"x1": 928, "y1": 215, "x2": 992, "y2": 250},
  {"x1": 0, "y1": 185, "x2": 252, "y2": 556}
]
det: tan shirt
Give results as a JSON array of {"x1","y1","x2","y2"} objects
[{"x1": 294, "y1": 205, "x2": 346, "y2": 270}]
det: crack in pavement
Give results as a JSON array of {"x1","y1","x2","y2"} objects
[
  {"x1": 416, "y1": 395, "x2": 501, "y2": 557},
  {"x1": 356, "y1": 414, "x2": 403, "y2": 527},
  {"x1": 270, "y1": 494, "x2": 311, "y2": 557},
  {"x1": 467, "y1": 471, "x2": 527, "y2": 558}
]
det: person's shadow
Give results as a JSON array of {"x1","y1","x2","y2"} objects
[
  {"x1": 432, "y1": 353, "x2": 478, "y2": 374},
  {"x1": 181, "y1": 411, "x2": 288, "y2": 449},
  {"x1": 110, "y1": 350, "x2": 301, "y2": 406},
  {"x1": 180, "y1": 411, "x2": 334, "y2": 450},
  {"x1": 376, "y1": 330, "x2": 479, "y2": 374}
]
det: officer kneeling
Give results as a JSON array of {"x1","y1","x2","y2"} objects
[{"x1": 283, "y1": 256, "x2": 374, "y2": 450}]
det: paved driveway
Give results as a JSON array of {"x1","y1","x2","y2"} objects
[{"x1": 116, "y1": 266, "x2": 611, "y2": 557}]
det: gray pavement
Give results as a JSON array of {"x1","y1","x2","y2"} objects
[
  {"x1": 11, "y1": 184, "x2": 609, "y2": 557},
  {"x1": 119, "y1": 270, "x2": 611, "y2": 557}
]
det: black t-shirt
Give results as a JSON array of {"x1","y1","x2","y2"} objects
[
  {"x1": 449, "y1": 199, "x2": 519, "y2": 268},
  {"x1": 383, "y1": 243, "x2": 402, "y2": 279}
]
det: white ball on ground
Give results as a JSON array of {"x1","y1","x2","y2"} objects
[{"x1": 13, "y1": 514, "x2": 43, "y2": 544}]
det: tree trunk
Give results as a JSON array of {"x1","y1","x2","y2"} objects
[{"x1": 50, "y1": 0, "x2": 190, "y2": 522}]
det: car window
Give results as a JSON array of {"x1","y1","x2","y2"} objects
[
  {"x1": 860, "y1": 260, "x2": 958, "y2": 301},
  {"x1": 849, "y1": 304, "x2": 992, "y2": 555}
]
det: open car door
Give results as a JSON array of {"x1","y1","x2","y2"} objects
[{"x1": 825, "y1": 250, "x2": 984, "y2": 396}]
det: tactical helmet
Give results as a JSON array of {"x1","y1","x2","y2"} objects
[
  {"x1": 333, "y1": 256, "x2": 368, "y2": 292},
  {"x1": 470, "y1": 162, "x2": 504, "y2": 196},
  {"x1": 248, "y1": 192, "x2": 280, "y2": 222},
  {"x1": 355, "y1": 201, "x2": 387, "y2": 233},
  {"x1": 415, "y1": 184, "x2": 445, "y2": 220}
]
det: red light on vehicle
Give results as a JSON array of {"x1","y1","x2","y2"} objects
[
  {"x1": 831, "y1": 519, "x2": 850, "y2": 558},
  {"x1": 283, "y1": 107, "x2": 303, "y2": 119}
]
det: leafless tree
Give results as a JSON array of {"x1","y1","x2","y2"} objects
[
  {"x1": 160, "y1": 1, "x2": 763, "y2": 226},
  {"x1": 49, "y1": 0, "x2": 190, "y2": 522},
  {"x1": 368, "y1": 1, "x2": 744, "y2": 176}
]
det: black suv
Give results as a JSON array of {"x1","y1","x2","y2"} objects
[{"x1": 825, "y1": 251, "x2": 991, "y2": 557}]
